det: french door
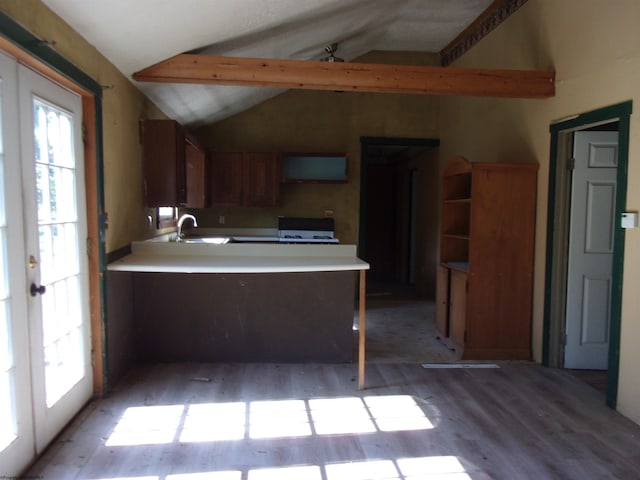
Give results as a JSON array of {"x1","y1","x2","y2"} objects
[{"x1": 0, "y1": 52, "x2": 92, "y2": 475}]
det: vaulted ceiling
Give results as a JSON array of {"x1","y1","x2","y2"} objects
[{"x1": 42, "y1": 0, "x2": 519, "y2": 127}]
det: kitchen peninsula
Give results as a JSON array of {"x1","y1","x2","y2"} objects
[{"x1": 108, "y1": 238, "x2": 370, "y2": 384}]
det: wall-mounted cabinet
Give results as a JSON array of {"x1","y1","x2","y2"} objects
[
  {"x1": 436, "y1": 156, "x2": 538, "y2": 360},
  {"x1": 185, "y1": 141, "x2": 207, "y2": 207},
  {"x1": 210, "y1": 151, "x2": 280, "y2": 207},
  {"x1": 281, "y1": 154, "x2": 347, "y2": 183},
  {"x1": 142, "y1": 119, "x2": 207, "y2": 208}
]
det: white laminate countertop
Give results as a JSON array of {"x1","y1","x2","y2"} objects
[{"x1": 107, "y1": 240, "x2": 370, "y2": 274}]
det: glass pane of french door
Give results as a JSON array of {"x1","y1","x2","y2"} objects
[{"x1": 33, "y1": 98, "x2": 85, "y2": 407}]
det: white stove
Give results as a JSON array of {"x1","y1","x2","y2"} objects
[{"x1": 278, "y1": 217, "x2": 339, "y2": 244}]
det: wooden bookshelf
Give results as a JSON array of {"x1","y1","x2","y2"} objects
[{"x1": 436, "y1": 156, "x2": 538, "y2": 360}]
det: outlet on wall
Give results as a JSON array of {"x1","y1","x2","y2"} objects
[{"x1": 218, "y1": 215, "x2": 225, "y2": 225}]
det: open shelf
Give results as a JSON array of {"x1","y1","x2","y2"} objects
[
  {"x1": 439, "y1": 236, "x2": 469, "y2": 263},
  {"x1": 436, "y1": 155, "x2": 538, "y2": 361},
  {"x1": 442, "y1": 234, "x2": 470, "y2": 240},
  {"x1": 443, "y1": 261, "x2": 469, "y2": 272}
]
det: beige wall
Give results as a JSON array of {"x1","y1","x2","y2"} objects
[
  {"x1": 439, "y1": 0, "x2": 640, "y2": 423},
  {"x1": 0, "y1": 0, "x2": 168, "y2": 253},
  {"x1": 194, "y1": 51, "x2": 440, "y2": 246}
]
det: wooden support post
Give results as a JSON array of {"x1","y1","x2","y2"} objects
[{"x1": 358, "y1": 269, "x2": 366, "y2": 390}]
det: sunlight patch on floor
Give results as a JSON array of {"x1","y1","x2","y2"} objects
[
  {"x1": 249, "y1": 399, "x2": 311, "y2": 439},
  {"x1": 105, "y1": 405, "x2": 184, "y2": 446},
  {"x1": 90, "y1": 456, "x2": 471, "y2": 480},
  {"x1": 309, "y1": 397, "x2": 377, "y2": 435},
  {"x1": 180, "y1": 402, "x2": 245, "y2": 442},
  {"x1": 105, "y1": 394, "x2": 433, "y2": 447},
  {"x1": 248, "y1": 465, "x2": 322, "y2": 480}
]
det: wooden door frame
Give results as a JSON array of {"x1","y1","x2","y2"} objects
[
  {"x1": 0, "y1": 13, "x2": 107, "y2": 396},
  {"x1": 543, "y1": 101, "x2": 632, "y2": 408}
]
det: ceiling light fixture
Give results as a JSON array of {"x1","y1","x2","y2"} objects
[{"x1": 322, "y1": 43, "x2": 344, "y2": 62}]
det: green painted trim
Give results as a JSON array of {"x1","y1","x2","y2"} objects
[
  {"x1": 607, "y1": 109, "x2": 631, "y2": 408},
  {"x1": 541, "y1": 131, "x2": 558, "y2": 367},
  {"x1": 0, "y1": 12, "x2": 108, "y2": 391},
  {"x1": 543, "y1": 100, "x2": 632, "y2": 409},
  {"x1": 93, "y1": 97, "x2": 108, "y2": 392},
  {"x1": 0, "y1": 11, "x2": 102, "y2": 97},
  {"x1": 550, "y1": 102, "x2": 632, "y2": 133}
]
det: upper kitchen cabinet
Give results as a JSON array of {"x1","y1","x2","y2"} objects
[
  {"x1": 185, "y1": 140, "x2": 207, "y2": 207},
  {"x1": 210, "y1": 152, "x2": 280, "y2": 207},
  {"x1": 209, "y1": 152, "x2": 243, "y2": 206},
  {"x1": 281, "y1": 153, "x2": 348, "y2": 183},
  {"x1": 244, "y1": 152, "x2": 280, "y2": 206},
  {"x1": 142, "y1": 119, "x2": 207, "y2": 208}
]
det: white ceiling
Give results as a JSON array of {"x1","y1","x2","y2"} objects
[{"x1": 42, "y1": 0, "x2": 493, "y2": 126}]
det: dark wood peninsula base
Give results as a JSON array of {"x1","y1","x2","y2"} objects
[{"x1": 131, "y1": 271, "x2": 356, "y2": 363}]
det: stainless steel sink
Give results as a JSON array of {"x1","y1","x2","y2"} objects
[{"x1": 181, "y1": 236, "x2": 231, "y2": 245}]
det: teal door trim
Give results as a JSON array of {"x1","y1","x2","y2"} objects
[{"x1": 543, "y1": 101, "x2": 632, "y2": 408}]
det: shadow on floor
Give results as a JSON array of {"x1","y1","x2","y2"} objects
[
  {"x1": 357, "y1": 280, "x2": 608, "y2": 398},
  {"x1": 355, "y1": 280, "x2": 457, "y2": 364},
  {"x1": 568, "y1": 369, "x2": 608, "y2": 394}
]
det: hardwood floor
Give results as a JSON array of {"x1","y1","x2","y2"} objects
[
  {"x1": 25, "y1": 361, "x2": 640, "y2": 480},
  {"x1": 358, "y1": 295, "x2": 458, "y2": 364}
]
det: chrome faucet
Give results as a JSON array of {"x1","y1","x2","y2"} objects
[{"x1": 177, "y1": 213, "x2": 198, "y2": 241}]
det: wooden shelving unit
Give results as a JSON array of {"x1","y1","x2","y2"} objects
[{"x1": 436, "y1": 156, "x2": 538, "y2": 360}]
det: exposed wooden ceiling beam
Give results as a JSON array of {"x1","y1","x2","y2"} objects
[{"x1": 133, "y1": 53, "x2": 555, "y2": 99}]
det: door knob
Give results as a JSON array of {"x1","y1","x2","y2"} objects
[{"x1": 30, "y1": 283, "x2": 46, "y2": 297}]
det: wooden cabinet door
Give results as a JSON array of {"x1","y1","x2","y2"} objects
[
  {"x1": 449, "y1": 269, "x2": 467, "y2": 346},
  {"x1": 185, "y1": 142, "x2": 206, "y2": 207},
  {"x1": 143, "y1": 120, "x2": 186, "y2": 207},
  {"x1": 243, "y1": 152, "x2": 279, "y2": 206},
  {"x1": 210, "y1": 152, "x2": 243, "y2": 206},
  {"x1": 435, "y1": 265, "x2": 450, "y2": 336}
]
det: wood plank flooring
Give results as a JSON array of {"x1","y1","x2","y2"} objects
[{"x1": 25, "y1": 361, "x2": 640, "y2": 480}]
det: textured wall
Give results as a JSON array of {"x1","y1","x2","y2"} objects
[
  {"x1": 0, "y1": 0, "x2": 169, "y2": 253},
  {"x1": 438, "y1": 0, "x2": 640, "y2": 423},
  {"x1": 193, "y1": 51, "x2": 441, "y2": 246}
]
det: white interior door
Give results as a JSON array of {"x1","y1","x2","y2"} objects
[
  {"x1": 0, "y1": 55, "x2": 92, "y2": 476},
  {"x1": 564, "y1": 130, "x2": 618, "y2": 369}
]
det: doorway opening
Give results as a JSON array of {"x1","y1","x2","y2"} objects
[
  {"x1": 359, "y1": 136, "x2": 439, "y2": 298},
  {"x1": 544, "y1": 102, "x2": 631, "y2": 408},
  {"x1": 357, "y1": 137, "x2": 455, "y2": 364}
]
